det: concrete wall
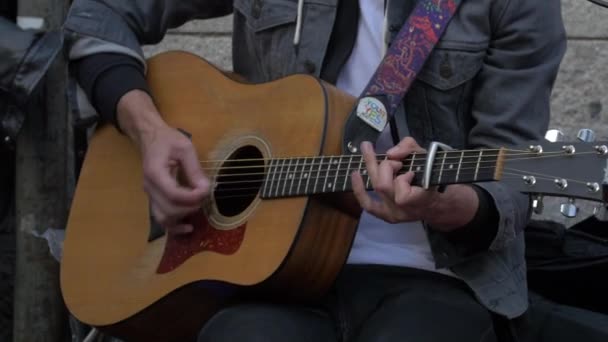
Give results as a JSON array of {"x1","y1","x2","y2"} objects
[{"x1": 143, "y1": 1, "x2": 608, "y2": 226}]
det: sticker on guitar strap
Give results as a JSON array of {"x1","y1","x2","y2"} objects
[{"x1": 357, "y1": 97, "x2": 388, "y2": 132}]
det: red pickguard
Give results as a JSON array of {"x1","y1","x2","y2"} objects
[{"x1": 157, "y1": 210, "x2": 246, "y2": 274}]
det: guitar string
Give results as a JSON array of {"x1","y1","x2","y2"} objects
[
  {"x1": 196, "y1": 147, "x2": 555, "y2": 164},
  {"x1": 196, "y1": 150, "x2": 600, "y2": 173},
  {"x1": 208, "y1": 172, "x2": 582, "y2": 200},
  {"x1": 206, "y1": 163, "x2": 599, "y2": 196},
  {"x1": 213, "y1": 165, "x2": 497, "y2": 186},
  {"x1": 198, "y1": 151, "x2": 600, "y2": 180},
  {"x1": 211, "y1": 161, "x2": 497, "y2": 180},
  {"x1": 209, "y1": 169, "x2": 594, "y2": 197},
  {"x1": 502, "y1": 167, "x2": 594, "y2": 185},
  {"x1": 213, "y1": 168, "x2": 498, "y2": 191},
  {"x1": 197, "y1": 149, "x2": 501, "y2": 164}
]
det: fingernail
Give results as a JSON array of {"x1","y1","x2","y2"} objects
[{"x1": 198, "y1": 178, "x2": 209, "y2": 188}]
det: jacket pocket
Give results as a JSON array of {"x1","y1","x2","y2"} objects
[
  {"x1": 406, "y1": 45, "x2": 486, "y2": 148},
  {"x1": 417, "y1": 47, "x2": 485, "y2": 91},
  {"x1": 234, "y1": 0, "x2": 297, "y2": 32},
  {"x1": 233, "y1": 0, "x2": 298, "y2": 81}
]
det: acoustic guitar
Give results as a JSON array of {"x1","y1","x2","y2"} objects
[{"x1": 61, "y1": 51, "x2": 608, "y2": 341}]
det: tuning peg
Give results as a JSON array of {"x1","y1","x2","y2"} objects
[
  {"x1": 577, "y1": 129, "x2": 596, "y2": 143},
  {"x1": 545, "y1": 129, "x2": 564, "y2": 142},
  {"x1": 532, "y1": 195, "x2": 544, "y2": 214},
  {"x1": 593, "y1": 205, "x2": 608, "y2": 221},
  {"x1": 560, "y1": 198, "x2": 579, "y2": 218}
]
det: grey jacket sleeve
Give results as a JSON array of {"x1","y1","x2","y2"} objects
[
  {"x1": 63, "y1": 0, "x2": 232, "y2": 64},
  {"x1": 465, "y1": 0, "x2": 566, "y2": 251},
  {"x1": 429, "y1": 0, "x2": 566, "y2": 267}
]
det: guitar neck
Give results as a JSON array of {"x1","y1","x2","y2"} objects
[{"x1": 260, "y1": 148, "x2": 505, "y2": 199}]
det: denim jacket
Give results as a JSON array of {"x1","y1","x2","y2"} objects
[{"x1": 63, "y1": 0, "x2": 567, "y2": 318}]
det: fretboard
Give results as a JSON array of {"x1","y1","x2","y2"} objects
[{"x1": 260, "y1": 149, "x2": 502, "y2": 199}]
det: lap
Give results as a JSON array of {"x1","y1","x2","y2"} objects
[
  {"x1": 520, "y1": 292, "x2": 608, "y2": 342},
  {"x1": 343, "y1": 268, "x2": 496, "y2": 342},
  {"x1": 197, "y1": 303, "x2": 338, "y2": 342},
  {"x1": 198, "y1": 266, "x2": 498, "y2": 342}
]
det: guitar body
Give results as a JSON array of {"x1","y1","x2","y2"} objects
[{"x1": 61, "y1": 51, "x2": 359, "y2": 341}]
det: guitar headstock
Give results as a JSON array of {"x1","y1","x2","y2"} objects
[{"x1": 499, "y1": 129, "x2": 608, "y2": 218}]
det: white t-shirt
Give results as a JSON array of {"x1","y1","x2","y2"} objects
[{"x1": 337, "y1": 0, "x2": 455, "y2": 277}]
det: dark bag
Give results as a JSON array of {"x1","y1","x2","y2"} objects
[{"x1": 525, "y1": 216, "x2": 608, "y2": 314}]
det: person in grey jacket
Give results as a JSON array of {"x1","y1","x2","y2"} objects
[{"x1": 64, "y1": 0, "x2": 568, "y2": 341}]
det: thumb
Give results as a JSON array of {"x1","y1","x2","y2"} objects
[{"x1": 179, "y1": 143, "x2": 209, "y2": 192}]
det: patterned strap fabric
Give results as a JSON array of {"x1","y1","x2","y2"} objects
[{"x1": 354, "y1": 0, "x2": 462, "y2": 134}]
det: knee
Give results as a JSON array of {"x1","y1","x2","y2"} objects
[{"x1": 197, "y1": 304, "x2": 286, "y2": 342}]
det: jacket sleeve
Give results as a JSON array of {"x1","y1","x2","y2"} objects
[
  {"x1": 430, "y1": 0, "x2": 567, "y2": 266},
  {"x1": 471, "y1": 0, "x2": 566, "y2": 251},
  {"x1": 63, "y1": 0, "x2": 233, "y2": 65}
]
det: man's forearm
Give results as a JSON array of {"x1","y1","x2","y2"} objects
[
  {"x1": 427, "y1": 184, "x2": 499, "y2": 255},
  {"x1": 423, "y1": 184, "x2": 478, "y2": 231},
  {"x1": 116, "y1": 90, "x2": 168, "y2": 147}
]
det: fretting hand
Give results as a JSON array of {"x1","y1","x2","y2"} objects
[{"x1": 351, "y1": 137, "x2": 480, "y2": 231}]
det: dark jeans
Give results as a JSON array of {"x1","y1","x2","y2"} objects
[
  {"x1": 197, "y1": 265, "x2": 608, "y2": 342},
  {"x1": 198, "y1": 265, "x2": 499, "y2": 342},
  {"x1": 524, "y1": 292, "x2": 608, "y2": 342}
]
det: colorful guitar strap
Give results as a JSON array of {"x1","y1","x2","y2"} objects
[{"x1": 342, "y1": 0, "x2": 462, "y2": 153}]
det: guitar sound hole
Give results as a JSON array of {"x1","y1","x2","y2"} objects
[{"x1": 215, "y1": 145, "x2": 265, "y2": 217}]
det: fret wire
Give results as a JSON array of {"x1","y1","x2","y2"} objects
[
  {"x1": 221, "y1": 156, "x2": 500, "y2": 179},
  {"x1": 304, "y1": 157, "x2": 313, "y2": 195},
  {"x1": 270, "y1": 159, "x2": 279, "y2": 196},
  {"x1": 333, "y1": 156, "x2": 343, "y2": 192},
  {"x1": 409, "y1": 153, "x2": 416, "y2": 172},
  {"x1": 289, "y1": 158, "x2": 300, "y2": 196},
  {"x1": 440, "y1": 152, "x2": 458, "y2": 184},
  {"x1": 455, "y1": 151, "x2": 464, "y2": 182},
  {"x1": 281, "y1": 158, "x2": 292, "y2": 197},
  {"x1": 343, "y1": 155, "x2": 353, "y2": 191},
  {"x1": 356, "y1": 156, "x2": 364, "y2": 190},
  {"x1": 438, "y1": 151, "x2": 446, "y2": 183},
  {"x1": 204, "y1": 149, "x2": 563, "y2": 172},
  {"x1": 365, "y1": 155, "x2": 372, "y2": 189},
  {"x1": 313, "y1": 156, "x2": 323, "y2": 194},
  {"x1": 413, "y1": 154, "x2": 423, "y2": 173},
  {"x1": 264, "y1": 164, "x2": 502, "y2": 188},
  {"x1": 263, "y1": 159, "x2": 273, "y2": 197},
  {"x1": 278, "y1": 158, "x2": 287, "y2": 197},
  {"x1": 296, "y1": 158, "x2": 305, "y2": 195},
  {"x1": 323, "y1": 157, "x2": 333, "y2": 192},
  {"x1": 268, "y1": 156, "x2": 499, "y2": 186},
  {"x1": 199, "y1": 149, "x2": 533, "y2": 166},
  {"x1": 235, "y1": 167, "x2": 506, "y2": 192},
  {"x1": 229, "y1": 168, "x2": 503, "y2": 197},
  {"x1": 474, "y1": 150, "x2": 483, "y2": 181},
  {"x1": 261, "y1": 160, "x2": 268, "y2": 197},
  {"x1": 251, "y1": 164, "x2": 508, "y2": 199},
  {"x1": 263, "y1": 150, "x2": 502, "y2": 197}
]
